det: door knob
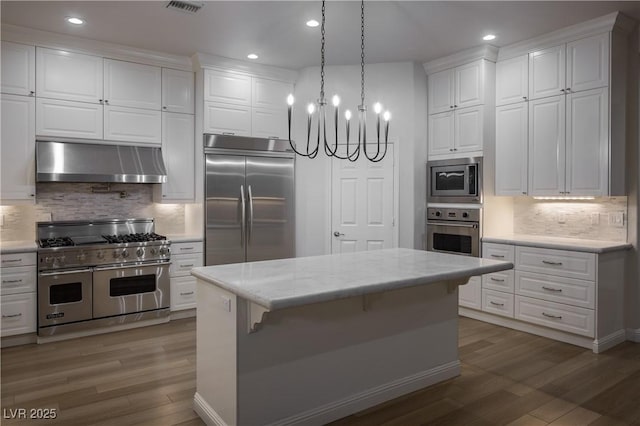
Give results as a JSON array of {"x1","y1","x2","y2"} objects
[{"x1": 333, "y1": 231, "x2": 344, "y2": 237}]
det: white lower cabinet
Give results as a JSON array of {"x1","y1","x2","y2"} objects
[
  {"x1": 514, "y1": 295, "x2": 594, "y2": 338},
  {"x1": 170, "y1": 241, "x2": 203, "y2": 312},
  {"x1": 1, "y1": 293, "x2": 37, "y2": 337},
  {"x1": 0, "y1": 251, "x2": 37, "y2": 337},
  {"x1": 458, "y1": 276, "x2": 481, "y2": 310},
  {"x1": 482, "y1": 289, "x2": 514, "y2": 318},
  {"x1": 170, "y1": 276, "x2": 197, "y2": 312}
]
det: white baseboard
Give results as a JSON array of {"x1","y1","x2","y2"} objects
[
  {"x1": 193, "y1": 361, "x2": 460, "y2": 426},
  {"x1": 592, "y1": 329, "x2": 626, "y2": 353},
  {"x1": 626, "y1": 328, "x2": 640, "y2": 343}
]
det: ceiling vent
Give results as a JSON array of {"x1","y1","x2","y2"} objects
[{"x1": 165, "y1": 0, "x2": 204, "y2": 14}]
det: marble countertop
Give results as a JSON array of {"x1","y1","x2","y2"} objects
[
  {"x1": 482, "y1": 235, "x2": 632, "y2": 253},
  {"x1": 0, "y1": 240, "x2": 37, "y2": 254},
  {"x1": 191, "y1": 248, "x2": 513, "y2": 311},
  {"x1": 165, "y1": 234, "x2": 203, "y2": 243}
]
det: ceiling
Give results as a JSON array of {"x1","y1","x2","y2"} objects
[{"x1": 2, "y1": 1, "x2": 639, "y2": 70}]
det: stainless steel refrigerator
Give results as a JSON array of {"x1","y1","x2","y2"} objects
[{"x1": 204, "y1": 134, "x2": 295, "y2": 266}]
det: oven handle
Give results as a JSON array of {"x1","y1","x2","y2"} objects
[
  {"x1": 427, "y1": 221, "x2": 478, "y2": 229},
  {"x1": 93, "y1": 261, "x2": 170, "y2": 272},
  {"x1": 39, "y1": 268, "x2": 93, "y2": 277}
]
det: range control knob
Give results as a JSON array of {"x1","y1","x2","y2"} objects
[
  {"x1": 97, "y1": 251, "x2": 105, "y2": 259},
  {"x1": 45, "y1": 256, "x2": 53, "y2": 264},
  {"x1": 149, "y1": 248, "x2": 158, "y2": 255},
  {"x1": 136, "y1": 248, "x2": 144, "y2": 257},
  {"x1": 113, "y1": 250, "x2": 121, "y2": 259},
  {"x1": 121, "y1": 249, "x2": 129, "y2": 258},
  {"x1": 159, "y1": 247, "x2": 170, "y2": 256},
  {"x1": 435, "y1": 211, "x2": 442, "y2": 217},
  {"x1": 462, "y1": 212, "x2": 469, "y2": 218},
  {"x1": 76, "y1": 253, "x2": 87, "y2": 262}
]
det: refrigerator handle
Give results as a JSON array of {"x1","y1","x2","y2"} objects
[
  {"x1": 248, "y1": 185, "x2": 254, "y2": 244},
  {"x1": 240, "y1": 185, "x2": 246, "y2": 247}
]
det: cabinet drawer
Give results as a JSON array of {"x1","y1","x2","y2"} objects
[
  {"x1": 1, "y1": 252, "x2": 36, "y2": 267},
  {"x1": 482, "y1": 289, "x2": 514, "y2": 318},
  {"x1": 515, "y1": 271, "x2": 594, "y2": 309},
  {"x1": 170, "y1": 253, "x2": 203, "y2": 277},
  {"x1": 0, "y1": 266, "x2": 36, "y2": 295},
  {"x1": 171, "y1": 276, "x2": 196, "y2": 311},
  {"x1": 172, "y1": 241, "x2": 203, "y2": 254},
  {"x1": 459, "y1": 276, "x2": 481, "y2": 310},
  {"x1": 482, "y1": 270, "x2": 514, "y2": 293},
  {"x1": 1, "y1": 292, "x2": 36, "y2": 337},
  {"x1": 515, "y1": 246, "x2": 595, "y2": 280},
  {"x1": 515, "y1": 295, "x2": 594, "y2": 337},
  {"x1": 482, "y1": 242, "x2": 515, "y2": 262}
]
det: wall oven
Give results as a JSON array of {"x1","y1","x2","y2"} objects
[
  {"x1": 426, "y1": 207, "x2": 480, "y2": 257},
  {"x1": 427, "y1": 157, "x2": 482, "y2": 203}
]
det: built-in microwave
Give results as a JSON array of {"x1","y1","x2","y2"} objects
[{"x1": 427, "y1": 157, "x2": 482, "y2": 203}]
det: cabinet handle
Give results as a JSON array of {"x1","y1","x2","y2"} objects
[
  {"x1": 490, "y1": 277, "x2": 505, "y2": 282},
  {"x1": 30, "y1": 194, "x2": 35, "y2": 197},
  {"x1": 180, "y1": 264, "x2": 194, "y2": 268},
  {"x1": 222, "y1": 132, "x2": 235, "y2": 136},
  {"x1": 2, "y1": 259, "x2": 23, "y2": 264},
  {"x1": 163, "y1": 106, "x2": 167, "y2": 109},
  {"x1": 453, "y1": 148, "x2": 458, "y2": 151},
  {"x1": 2, "y1": 313, "x2": 22, "y2": 318},
  {"x1": 2, "y1": 279, "x2": 23, "y2": 284},
  {"x1": 99, "y1": 99, "x2": 103, "y2": 104},
  {"x1": 542, "y1": 260, "x2": 563, "y2": 266},
  {"x1": 29, "y1": 91, "x2": 35, "y2": 96},
  {"x1": 104, "y1": 100, "x2": 109, "y2": 104},
  {"x1": 566, "y1": 88, "x2": 571, "y2": 92},
  {"x1": 454, "y1": 105, "x2": 458, "y2": 108},
  {"x1": 542, "y1": 312, "x2": 562, "y2": 319},
  {"x1": 560, "y1": 89, "x2": 566, "y2": 92},
  {"x1": 268, "y1": 136, "x2": 279, "y2": 139},
  {"x1": 490, "y1": 301, "x2": 505, "y2": 307},
  {"x1": 449, "y1": 106, "x2": 454, "y2": 109},
  {"x1": 490, "y1": 254, "x2": 505, "y2": 258},
  {"x1": 180, "y1": 291, "x2": 194, "y2": 296},
  {"x1": 522, "y1": 96, "x2": 527, "y2": 100},
  {"x1": 179, "y1": 247, "x2": 194, "y2": 251},
  {"x1": 542, "y1": 286, "x2": 563, "y2": 292},
  {"x1": 522, "y1": 192, "x2": 527, "y2": 195}
]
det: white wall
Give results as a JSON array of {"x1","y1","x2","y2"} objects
[{"x1": 293, "y1": 62, "x2": 427, "y2": 256}]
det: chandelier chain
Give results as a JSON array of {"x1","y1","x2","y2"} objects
[
  {"x1": 320, "y1": 0, "x2": 326, "y2": 100},
  {"x1": 360, "y1": 0, "x2": 365, "y2": 105}
]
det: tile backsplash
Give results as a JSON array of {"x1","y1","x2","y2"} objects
[
  {"x1": 513, "y1": 197, "x2": 628, "y2": 241},
  {"x1": 1, "y1": 183, "x2": 185, "y2": 241}
]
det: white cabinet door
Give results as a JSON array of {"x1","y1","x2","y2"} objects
[
  {"x1": 159, "y1": 112, "x2": 195, "y2": 201},
  {"x1": 252, "y1": 108, "x2": 288, "y2": 140},
  {"x1": 566, "y1": 88, "x2": 608, "y2": 196},
  {"x1": 36, "y1": 47, "x2": 103, "y2": 104},
  {"x1": 104, "y1": 105, "x2": 161, "y2": 144},
  {"x1": 496, "y1": 103, "x2": 528, "y2": 195},
  {"x1": 566, "y1": 33, "x2": 609, "y2": 93},
  {"x1": 454, "y1": 106, "x2": 483, "y2": 154},
  {"x1": 203, "y1": 101, "x2": 251, "y2": 136},
  {"x1": 428, "y1": 111, "x2": 454, "y2": 156},
  {"x1": 459, "y1": 276, "x2": 481, "y2": 310},
  {"x1": 1, "y1": 95, "x2": 35, "y2": 201},
  {"x1": 204, "y1": 69, "x2": 251, "y2": 106},
  {"x1": 252, "y1": 78, "x2": 292, "y2": 110},
  {"x1": 529, "y1": 45, "x2": 565, "y2": 100},
  {"x1": 161, "y1": 68, "x2": 194, "y2": 114},
  {"x1": 496, "y1": 55, "x2": 528, "y2": 106},
  {"x1": 1, "y1": 292, "x2": 36, "y2": 337},
  {"x1": 171, "y1": 276, "x2": 197, "y2": 311},
  {"x1": 36, "y1": 98, "x2": 103, "y2": 140},
  {"x1": 428, "y1": 68, "x2": 454, "y2": 114},
  {"x1": 1, "y1": 41, "x2": 35, "y2": 96},
  {"x1": 104, "y1": 59, "x2": 161, "y2": 110},
  {"x1": 528, "y1": 96, "x2": 565, "y2": 196},
  {"x1": 455, "y1": 60, "x2": 484, "y2": 109}
]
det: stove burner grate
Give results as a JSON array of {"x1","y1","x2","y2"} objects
[
  {"x1": 39, "y1": 237, "x2": 74, "y2": 248},
  {"x1": 102, "y1": 233, "x2": 167, "y2": 244}
]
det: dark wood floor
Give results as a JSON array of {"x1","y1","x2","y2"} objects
[{"x1": 2, "y1": 317, "x2": 639, "y2": 425}]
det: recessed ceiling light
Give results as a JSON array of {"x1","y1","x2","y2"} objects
[
  {"x1": 247, "y1": 53, "x2": 258, "y2": 60},
  {"x1": 306, "y1": 19, "x2": 319, "y2": 28},
  {"x1": 483, "y1": 34, "x2": 496, "y2": 41},
  {"x1": 66, "y1": 16, "x2": 85, "y2": 25}
]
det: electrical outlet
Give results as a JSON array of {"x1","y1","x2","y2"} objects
[
  {"x1": 36, "y1": 212, "x2": 52, "y2": 222},
  {"x1": 220, "y1": 296, "x2": 232, "y2": 312},
  {"x1": 609, "y1": 211, "x2": 624, "y2": 228},
  {"x1": 557, "y1": 212, "x2": 566, "y2": 224},
  {"x1": 590, "y1": 213, "x2": 599, "y2": 225}
]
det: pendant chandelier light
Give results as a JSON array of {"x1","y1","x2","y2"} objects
[{"x1": 286, "y1": 0, "x2": 390, "y2": 162}]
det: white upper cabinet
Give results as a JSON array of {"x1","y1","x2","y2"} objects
[
  {"x1": 1, "y1": 94, "x2": 35, "y2": 202},
  {"x1": 104, "y1": 59, "x2": 161, "y2": 110},
  {"x1": 203, "y1": 101, "x2": 251, "y2": 136},
  {"x1": 455, "y1": 61, "x2": 484, "y2": 109},
  {"x1": 428, "y1": 111, "x2": 455, "y2": 156},
  {"x1": 528, "y1": 96, "x2": 565, "y2": 196},
  {"x1": 495, "y1": 103, "x2": 528, "y2": 196},
  {"x1": 427, "y1": 69, "x2": 455, "y2": 114},
  {"x1": 157, "y1": 112, "x2": 195, "y2": 201},
  {"x1": 252, "y1": 108, "x2": 288, "y2": 140},
  {"x1": 454, "y1": 105, "x2": 483, "y2": 154},
  {"x1": 162, "y1": 68, "x2": 194, "y2": 114},
  {"x1": 104, "y1": 105, "x2": 161, "y2": 144},
  {"x1": 529, "y1": 45, "x2": 566, "y2": 100},
  {"x1": 252, "y1": 78, "x2": 292, "y2": 110},
  {"x1": 566, "y1": 33, "x2": 609, "y2": 93},
  {"x1": 36, "y1": 98, "x2": 103, "y2": 140},
  {"x1": 204, "y1": 70, "x2": 251, "y2": 106},
  {"x1": 36, "y1": 47, "x2": 103, "y2": 104},
  {"x1": 496, "y1": 55, "x2": 528, "y2": 106},
  {"x1": 1, "y1": 41, "x2": 35, "y2": 96}
]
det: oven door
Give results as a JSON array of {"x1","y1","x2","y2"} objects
[
  {"x1": 426, "y1": 221, "x2": 479, "y2": 257},
  {"x1": 92, "y1": 261, "x2": 170, "y2": 318},
  {"x1": 38, "y1": 268, "x2": 93, "y2": 327}
]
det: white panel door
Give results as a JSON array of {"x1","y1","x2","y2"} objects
[
  {"x1": 566, "y1": 88, "x2": 608, "y2": 196},
  {"x1": 1, "y1": 94, "x2": 35, "y2": 201},
  {"x1": 455, "y1": 60, "x2": 484, "y2": 109},
  {"x1": 104, "y1": 105, "x2": 161, "y2": 144},
  {"x1": 459, "y1": 276, "x2": 481, "y2": 310},
  {"x1": 204, "y1": 69, "x2": 251, "y2": 105},
  {"x1": 454, "y1": 106, "x2": 483, "y2": 154},
  {"x1": 529, "y1": 45, "x2": 565, "y2": 100},
  {"x1": 496, "y1": 55, "x2": 529, "y2": 106},
  {"x1": 0, "y1": 292, "x2": 36, "y2": 337},
  {"x1": 36, "y1": 47, "x2": 103, "y2": 103},
  {"x1": 1, "y1": 41, "x2": 35, "y2": 96},
  {"x1": 203, "y1": 101, "x2": 251, "y2": 136},
  {"x1": 104, "y1": 59, "x2": 162, "y2": 110},
  {"x1": 331, "y1": 145, "x2": 395, "y2": 254},
  {"x1": 428, "y1": 68, "x2": 454, "y2": 114},
  {"x1": 428, "y1": 111, "x2": 454, "y2": 156},
  {"x1": 162, "y1": 68, "x2": 194, "y2": 114},
  {"x1": 36, "y1": 98, "x2": 103, "y2": 139},
  {"x1": 251, "y1": 108, "x2": 288, "y2": 140},
  {"x1": 495, "y1": 103, "x2": 528, "y2": 195},
  {"x1": 252, "y1": 78, "x2": 293, "y2": 110},
  {"x1": 528, "y1": 96, "x2": 565, "y2": 196},
  {"x1": 160, "y1": 112, "x2": 195, "y2": 201},
  {"x1": 566, "y1": 33, "x2": 609, "y2": 93}
]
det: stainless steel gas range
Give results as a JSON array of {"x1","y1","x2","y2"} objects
[{"x1": 36, "y1": 218, "x2": 171, "y2": 336}]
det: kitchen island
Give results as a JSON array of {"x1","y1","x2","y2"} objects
[{"x1": 191, "y1": 248, "x2": 512, "y2": 426}]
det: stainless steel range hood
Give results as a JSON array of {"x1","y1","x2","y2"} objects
[{"x1": 36, "y1": 139, "x2": 167, "y2": 184}]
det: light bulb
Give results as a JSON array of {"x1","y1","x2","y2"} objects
[
  {"x1": 383, "y1": 111, "x2": 391, "y2": 121},
  {"x1": 373, "y1": 102, "x2": 382, "y2": 114},
  {"x1": 307, "y1": 103, "x2": 315, "y2": 115},
  {"x1": 332, "y1": 95, "x2": 340, "y2": 107},
  {"x1": 306, "y1": 19, "x2": 320, "y2": 27},
  {"x1": 66, "y1": 16, "x2": 85, "y2": 25},
  {"x1": 247, "y1": 53, "x2": 259, "y2": 60},
  {"x1": 483, "y1": 34, "x2": 496, "y2": 41},
  {"x1": 345, "y1": 110, "x2": 352, "y2": 120},
  {"x1": 287, "y1": 94, "x2": 295, "y2": 106}
]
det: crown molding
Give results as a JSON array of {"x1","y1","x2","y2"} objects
[
  {"x1": 498, "y1": 11, "x2": 638, "y2": 61},
  {"x1": 1, "y1": 24, "x2": 193, "y2": 70},
  {"x1": 423, "y1": 45, "x2": 498, "y2": 75},
  {"x1": 193, "y1": 52, "x2": 298, "y2": 83}
]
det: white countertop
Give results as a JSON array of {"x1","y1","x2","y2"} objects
[
  {"x1": 482, "y1": 234, "x2": 632, "y2": 253},
  {"x1": 191, "y1": 248, "x2": 513, "y2": 311},
  {"x1": 0, "y1": 240, "x2": 37, "y2": 254},
  {"x1": 165, "y1": 234, "x2": 203, "y2": 243}
]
